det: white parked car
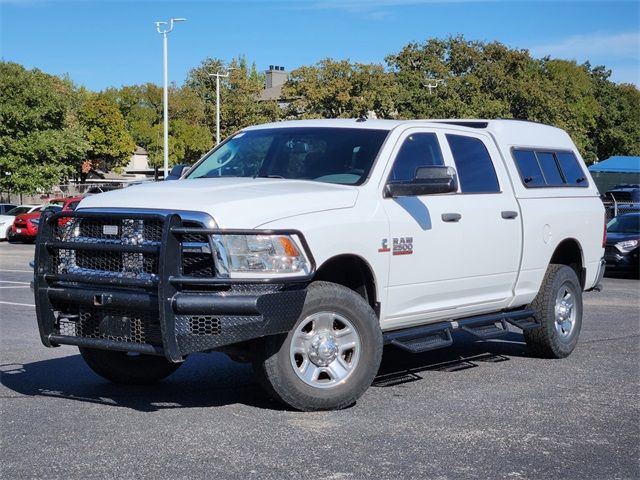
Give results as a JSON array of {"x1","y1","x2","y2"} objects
[
  {"x1": 0, "y1": 205, "x2": 41, "y2": 240},
  {"x1": 33, "y1": 119, "x2": 605, "y2": 411}
]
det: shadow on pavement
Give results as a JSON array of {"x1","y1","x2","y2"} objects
[
  {"x1": 604, "y1": 270, "x2": 640, "y2": 280},
  {"x1": 1, "y1": 331, "x2": 529, "y2": 412},
  {"x1": 373, "y1": 330, "x2": 528, "y2": 387}
]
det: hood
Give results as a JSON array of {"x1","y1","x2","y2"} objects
[
  {"x1": 14, "y1": 212, "x2": 41, "y2": 221},
  {"x1": 78, "y1": 177, "x2": 359, "y2": 228}
]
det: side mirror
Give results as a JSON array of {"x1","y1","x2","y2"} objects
[
  {"x1": 165, "y1": 164, "x2": 191, "y2": 181},
  {"x1": 385, "y1": 166, "x2": 458, "y2": 198}
]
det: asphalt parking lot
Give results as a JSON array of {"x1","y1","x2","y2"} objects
[{"x1": 1, "y1": 241, "x2": 638, "y2": 480}]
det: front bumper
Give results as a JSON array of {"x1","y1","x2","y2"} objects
[
  {"x1": 33, "y1": 210, "x2": 312, "y2": 362},
  {"x1": 604, "y1": 247, "x2": 639, "y2": 271},
  {"x1": 11, "y1": 225, "x2": 37, "y2": 238}
]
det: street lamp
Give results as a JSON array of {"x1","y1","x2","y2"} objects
[
  {"x1": 155, "y1": 17, "x2": 186, "y2": 179},
  {"x1": 208, "y1": 68, "x2": 234, "y2": 145}
]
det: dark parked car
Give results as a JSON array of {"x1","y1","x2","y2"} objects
[
  {"x1": 605, "y1": 184, "x2": 640, "y2": 203},
  {"x1": 605, "y1": 212, "x2": 639, "y2": 275}
]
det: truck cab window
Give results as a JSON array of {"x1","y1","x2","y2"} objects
[
  {"x1": 389, "y1": 133, "x2": 444, "y2": 182},
  {"x1": 446, "y1": 134, "x2": 500, "y2": 193}
]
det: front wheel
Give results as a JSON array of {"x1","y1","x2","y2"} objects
[
  {"x1": 524, "y1": 264, "x2": 583, "y2": 358},
  {"x1": 79, "y1": 347, "x2": 182, "y2": 384},
  {"x1": 253, "y1": 281, "x2": 383, "y2": 411}
]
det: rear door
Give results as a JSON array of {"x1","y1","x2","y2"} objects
[{"x1": 381, "y1": 127, "x2": 522, "y2": 329}]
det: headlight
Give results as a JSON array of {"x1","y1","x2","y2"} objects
[
  {"x1": 212, "y1": 234, "x2": 311, "y2": 278},
  {"x1": 615, "y1": 239, "x2": 639, "y2": 252},
  {"x1": 30, "y1": 218, "x2": 40, "y2": 226}
]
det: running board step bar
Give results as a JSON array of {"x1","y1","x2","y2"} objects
[
  {"x1": 461, "y1": 320, "x2": 509, "y2": 339},
  {"x1": 384, "y1": 309, "x2": 536, "y2": 354},
  {"x1": 390, "y1": 329, "x2": 453, "y2": 354}
]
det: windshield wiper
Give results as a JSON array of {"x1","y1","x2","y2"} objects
[
  {"x1": 190, "y1": 175, "x2": 242, "y2": 179},
  {"x1": 254, "y1": 174, "x2": 285, "y2": 179}
]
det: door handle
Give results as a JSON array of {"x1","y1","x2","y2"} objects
[
  {"x1": 501, "y1": 211, "x2": 518, "y2": 219},
  {"x1": 441, "y1": 213, "x2": 462, "y2": 223}
]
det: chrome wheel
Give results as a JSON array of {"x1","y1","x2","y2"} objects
[
  {"x1": 290, "y1": 311, "x2": 361, "y2": 389},
  {"x1": 554, "y1": 283, "x2": 577, "y2": 339}
]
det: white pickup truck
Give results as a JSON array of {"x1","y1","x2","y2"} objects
[{"x1": 33, "y1": 119, "x2": 606, "y2": 411}]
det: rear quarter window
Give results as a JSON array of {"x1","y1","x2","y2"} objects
[
  {"x1": 513, "y1": 150, "x2": 545, "y2": 187},
  {"x1": 536, "y1": 152, "x2": 564, "y2": 186},
  {"x1": 512, "y1": 148, "x2": 588, "y2": 188},
  {"x1": 556, "y1": 152, "x2": 587, "y2": 185}
]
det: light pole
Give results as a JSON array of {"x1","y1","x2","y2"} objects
[
  {"x1": 155, "y1": 17, "x2": 186, "y2": 178},
  {"x1": 208, "y1": 68, "x2": 234, "y2": 145}
]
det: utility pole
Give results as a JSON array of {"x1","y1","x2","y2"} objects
[
  {"x1": 155, "y1": 18, "x2": 186, "y2": 178},
  {"x1": 208, "y1": 68, "x2": 234, "y2": 145}
]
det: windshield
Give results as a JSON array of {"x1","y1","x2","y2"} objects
[
  {"x1": 6, "y1": 206, "x2": 30, "y2": 216},
  {"x1": 607, "y1": 215, "x2": 640, "y2": 234},
  {"x1": 187, "y1": 127, "x2": 389, "y2": 185},
  {"x1": 42, "y1": 205, "x2": 63, "y2": 213}
]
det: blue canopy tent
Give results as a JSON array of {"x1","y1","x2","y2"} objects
[{"x1": 588, "y1": 156, "x2": 640, "y2": 193}]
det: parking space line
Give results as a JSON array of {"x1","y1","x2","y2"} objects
[
  {"x1": 0, "y1": 286, "x2": 30, "y2": 289},
  {"x1": 0, "y1": 301, "x2": 35, "y2": 307},
  {"x1": 0, "y1": 281, "x2": 30, "y2": 285},
  {"x1": 0, "y1": 269, "x2": 33, "y2": 273}
]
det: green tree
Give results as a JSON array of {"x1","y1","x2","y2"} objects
[
  {"x1": 385, "y1": 36, "x2": 625, "y2": 161},
  {"x1": 543, "y1": 60, "x2": 600, "y2": 162},
  {"x1": 0, "y1": 62, "x2": 88, "y2": 194},
  {"x1": 282, "y1": 59, "x2": 397, "y2": 119},
  {"x1": 79, "y1": 95, "x2": 135, "y2": 173},
  {"x1": 588, "y1": 65, "x2": 640, "y2": 160},
  {"x1": 386, "y1": 37, "x2": 552, "y2": 119},
  {"x1": 186, "y1": 56, "x2": 281, "y2": 140},
  {"x1": 144, "y1": 120, "x2": 213, "y2": 169},
  {"x1": 105, "y1": 83, "x2": 213, "y2": 171}
]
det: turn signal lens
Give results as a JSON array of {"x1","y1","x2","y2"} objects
[{"x1": 279, "y1": 236, "x2": 300, "y2": 257}]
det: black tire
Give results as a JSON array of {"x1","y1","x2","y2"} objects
[
  {"x1": 253, "y1": 281, "x2": 383, "y2": 411},
  {"x1": 79, "y1": 347, "x2": 182, "y2": 385},
  {"x1": 524, "y1": 264, "x2": 583, "y2": 358}
]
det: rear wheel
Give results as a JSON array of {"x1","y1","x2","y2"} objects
[
  {"x1": 253, "y1": 281, "x2": 383, "y2": 411},
  {"x1": 524, "y1": 264, "x2": 583, "y2": 358},
  {"x1": 79, "y1": 347, "x2": 182, "y2": 385}
]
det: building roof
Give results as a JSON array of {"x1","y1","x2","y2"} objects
[
  {"x1": 258, "y1": 84, "x2": 283, "y2": 101},
  {"x1": 588, "y1": 156, "x2": 640, "y2": 174}
]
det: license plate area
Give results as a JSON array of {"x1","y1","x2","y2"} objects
[
  {"x1": 102, "y1": 224, "x2": 119, "y2": 236},
  {"x1": 98, "y1": 314, "x2": 131, "y2": 338}
]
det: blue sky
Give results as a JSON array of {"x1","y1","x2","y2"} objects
[{"x1": 1, "y1": 0, "x2": 638, "y2": 90}]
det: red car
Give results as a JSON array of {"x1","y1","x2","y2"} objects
[{"x1": 10, "y1": 196, "x2": 82, "y2": 242}]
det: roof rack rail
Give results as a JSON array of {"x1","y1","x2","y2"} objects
[
  {"x1": 494, "y1": 117, "x2": 551, "y2": 127},
  {"x1": 434, "y1": 121, "x2": 488, "y2": 129}
]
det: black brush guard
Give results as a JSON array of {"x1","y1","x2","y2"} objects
[{"x1": 34, "y1": 210, "x2": 312, "y2": 362}]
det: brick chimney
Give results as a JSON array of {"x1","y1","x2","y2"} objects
[{"x1": 265, "y1": 65, "x2": 288, "y2": 89}]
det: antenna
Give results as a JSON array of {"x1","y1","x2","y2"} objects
[{"x1": 424, "y1": 77, "x2": 445, "y2": 95}]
